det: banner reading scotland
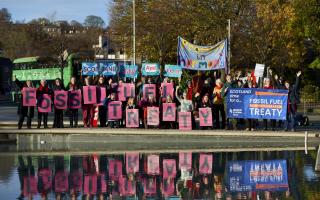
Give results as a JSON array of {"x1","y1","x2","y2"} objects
[
  {"x1": 164, "y1": 65, "x2": 182, "y2": 78},
  {"x1": 82, "y1": 62, "x2": 99, "y2": 76},
  {"x1": 141, "y1": 63, "x2": 160, "y2": 76},
  {"x1": 227, "y1": 88, "x2": 288, "y2": 120},
  {"x1": 100, "y1": 62, "x2": 118, "y2": 76},
  {"x1": 178, "y1": 37, "x2": 227, "y2": 71},
  {"x1": 120, "y1": 65, "x2": 138, "y2": 79}
]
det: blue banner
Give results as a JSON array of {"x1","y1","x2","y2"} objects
[
  {"x1": 178, "y1": 37, "x2": 227, "y2": 71},
  {"x1": 164, "y1": 65, "x2": 182, "y2": 78},
  {"x1": 227, "y1": 88, "x2": 288, "y2": 120},
  {"x1": 141, "y1": 63, "x2": 160, "y2": 76},
  {"x1": 82, "y1": 62, "x2": 99, "y2": 76},
  {"x1": 100, "y1": 62, "x2": 118, "y2": 76},
  {"x1": 120, "y1": 65, "x2": 138, "y2": 78},
  {"x1": 227, "y1": 160, "x2": 288, "y2": 192}
]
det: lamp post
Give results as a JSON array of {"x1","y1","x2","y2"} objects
[{"x1": 132, "y1": 0, "x2": 136, "y2": 67}]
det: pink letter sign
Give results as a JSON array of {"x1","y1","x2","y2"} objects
[
  {"x1": 108, "y1": 160, "x2": 122, "y2": 179},
  {"x1": 199, "y1": 154, "x2": 213, "y2": 174},
  {"x1": 126, "y1": 109, "x2": 139, "y2": 128},
  {"x1": 163, "y1": 159, "x2": 177, "y2": 178},
  {"x1": 97, "y1": 87, "x2": 106, "y2": 106},
  {"x1": 147, "y1": 107, "x2": 159, "y2": 126},
  {"x1": 143, "y1": 177, "x2": 157, "y2": 195},
  {"x1": 178, "y1": 112, "x2": 192, "y2": 130},
  {"x1": 38, "y1": 168, "x2": 52, "y2": 191},
  {"x1": 162, "y1": 103, "x2": 176, "y2": 121},
  {"x1": 147, "y1": 155, "x2": 160, "y2": 175},
  {"x1": 23, "y1": 176, "x2": 37, "y2": 197},
  {"x1": 38, "y1": 94, "x2": 52, "y2": 113},
  {"x1": 70, "y1": 170, "x2": 83, "y2": 192},
  {"x1": 199, "y1": 108, "x2": 213, "y2": 126},
  {"x1": 84, "y1": 175, "x2": 97, "y2": 195},
  {"x1": 143, "y1": 84, "x2": 156, "y2": 99},
  {"x1": 162, "y1": 179, "x2": 175, "y2": 197},
  {"x1": 161, "y1": 83, "x2": 174, "y2": 98},
  {"x1": 119, "y1": 177, "x2": 136, "y2": 196},
  {"x1": 126, "y1": 152, "x2": 139, "y2": 174},
  {"x1": 55, "y1": 171, "x2": 69, "y2": 193},
  {"x1": 22, "y1": 87, "x2": 36, "y2": 106},
  {"x1": 83, "y1": 86, "x2": 97, "y2": 104},
  {"x1": 118, "y1": 83, "x2": 135, "y2": 101},
  {"x1": 108, "y1": 101, "x2": 122, "y2": 120},
  {"x1": 68, "y1": 90, "x2": 82, "y2": 109},
  {"x1": 179, "y1": 152, "x2": 192, "y2": 170},
  {"x1": 54, "y1": 90, "x2": 68, "y2": 110}
]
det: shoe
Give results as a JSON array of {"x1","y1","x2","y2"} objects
[
  {"x1": 18, "y1": 126, "x2": 22, "y2": 130},
  {"x1": 291, "y1": 128, "x2": 296, "y2": 132},
  {"x1": 44, "y1": 125, "x2": 48, "y2": 129}
]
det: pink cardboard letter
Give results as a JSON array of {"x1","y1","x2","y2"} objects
[
  {"x1": 108, "y1": 101, "x2": 122, "y2": 120},
  {"x1": 68, "y1": 90, "x2": 82, "y2": 109},
  {"x1": 199, "y1": 108, "x2": 213, "y2": 126},
  {"x1": 126, "y1": 152, "x2": 139, "y2": 174},
  {"x1": 126, "y1": 109, "x2": 139, "y2": 128},
  {"x1": 163, "y1": 159, "x2": 177, "y2": 178},
  {"x1": 83, "y1": 86, "x2": 97, "y2": 104},
  {"x1": 22, "y1": 87, "x2": 36, "y2": 106},
  {"x1": 179, "y1": 152, "x2": 192, "y2": 170},
  {"x1": 178, "y1": 112, "x2": 192, "y2": 130},
  {"x1": 147, "y1": 107, "x2": 159, "y2": 126},
  {"x1": 54, "y1": 90, "x2": 68, "y2": 110},
  {"x1": 199, "y1": 154, "x2": 213, "y2": 174},
  {"x1": 162, "y1": 103, "x2": 176, "y2": 121},
  {"x1": 38, "y1": 94, "x2": 52, "y2": 113},
  {"x1": 147, "y1": 155, "x2": 160, "y2": 175},
  {"x1": 108, "y1": 160, "x2": 122, "y2": 179},
  {"x1": 55, "y1": 171, "x2": 69, "y2": 193},
  {"x1": 161, "y1": 83, "x2": 174, "y2": 98},
  {"x1": 118, "y1": 83, "x2": 135, "y2": 101},
  {"x1": 143, "y1": 84, "x2": 156, "y2": 99}
]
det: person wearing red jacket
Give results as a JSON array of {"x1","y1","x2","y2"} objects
[{"x1": 37, "y1": 79, "x2": 51, "y2": 129}]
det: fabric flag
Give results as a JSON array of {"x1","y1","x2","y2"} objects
[
  {"x1": 142, "y1": 63, "x2": 160, "y2": 76},
  {"x1": 100, "y1": 62, "x2": 118, "y2": 76},
  {"x1": 164, "y1": 64, "x2": 182, "y2": 78},
  {"x1": 178, "y1": 37, "x2": 227, "y2": 71},
  {"x1": 120, "y1": 65, "x2": 138, "y2": 78},
  {"x1": 82, "y1": 62, "x2": 99, "y2": 76}
]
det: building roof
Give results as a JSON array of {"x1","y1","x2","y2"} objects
[{"x1": 13, "y1": 56, "x2": 39, "y2": 64}]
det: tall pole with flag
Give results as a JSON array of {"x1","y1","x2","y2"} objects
[{"x1": 133, "y1": 0, "x2": 136, "y2": 67}]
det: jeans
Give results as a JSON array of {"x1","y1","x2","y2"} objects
[{"x1": 285, "y1": 104, "x2": 296, "y2": 130}]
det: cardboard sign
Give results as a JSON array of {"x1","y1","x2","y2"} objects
[
  {"x1": 68, "y1": 90, "x2": 82, "y2": 109},
  {"x1": 163, "y1": 159, "x2": 177, "y2": 178},
  {"x1": 82, "y1": 62, "x2": 99, "y2": 76},
  {"x1": 147, "y1": 107, "x2": 159, "y2": 126},
  {"x1": 38, "y1": 168, "x2": 52, "y2": 191},
  {"x1": 54, "y1": 90, "x2": 68, "y2": 110},
  {"x1": 199, "y1": 108, "x2": 213, "y2": 126},
  {"x1": 164, "y1": 64, "x2": 182, "y2": 78},
  {"x1": 142, "y1": 63, "x2": 160, "y2": 76},
  {"x1": 38, "y1": 94, "x2": 52, "y2": 113},
  {"x1": 147, "y1": 155, "x2": 160, "y2": 175},
  {"x1": 70, "y1": 170, "x2": 83, "y2": 192},
  {"x1": 162, "y1": 103, "x2": 176, "y2": 121},
  {"x1": 178, "y1": 112, "x2": 192, "y2": 130},
  {"x1": 118, "y1": 83, "x2": 135, "y2": 101},
  {"x1": 126, "y1": 153, "x2": 139, "y2": 174},
  {"x1": 55, "y1": 171, "x2": 69, "y2": 193},
  {"x1": 83, "y1": 86, "x2": 97, "y2": 104},
  {"x1": 108, "y1": 101, "x2": 122, "y2": 120},
  {"x1": 23, "y1": 176, "x2": 37, "y2": 197},
  {"x1": 97, "y1": 87, "x2": 106, "y2": 106},
  {"x1": 162, "y1": 179, "x2": 175, "y2": 197},
  {"x1": 126, "y1": 109, "x2": 139, "y2": 128},
  {"x1": 179, "y1": 152, "x2": 192, "y2": 170},
  {"x1": 143, "y1": 84, "x2": 156, "y2": 99},
  {"x1": 84, "y1": 175, "x2": 97, "y2": 195},
  {"x1": 199, "y1": 154, "x2": 213, "y2": 174},
  {"x1": 119, "y1": 177, "x2": 136, "y2": 196},
  {"x1": 22, "y1": 87, "x2": 37, "y2": 106},
  {"x1": 143, "y1": 177, "x2": 157, "y2": 194},
  {"x1": 254, "y1": 63, "x2": 265, "y2": 78},
  {"x1": 161, "y1": 83, "x2": 174, "y2": 98},
  {"x1": 108, "y1": 160, "x2": 122, "y2": 179}
]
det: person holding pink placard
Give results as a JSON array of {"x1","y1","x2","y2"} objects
[
  {"x1": 139, "y1": 94, "x2": 157, "y2": 129},
  {"x1": 82, "y1": 77, "x2": 94, "y2": 128},
  {"x1": 36, "y1": 79, "x2": 51, "y2": 129},
  {"x1": 160, "y1": 95, "x2": 177, "y2": 129},
  {"x1": 67, "y1": 77, "x2": 80, "y2": 128},
  {"x1": 52, "y1": 78, "x2": 65, "y2": 128},
  {"x1": 106, "y1": 92, "x2": 120, "y2": 128},
  {"x1": 199, "y1": 94, "x2": 213, "y2": 130},
  {"x1": 13, "y1": 76, "x2": 35, "y2": 129},
  {"x1": 97, "y1": 76, "x2": 107, "y2": 127}
]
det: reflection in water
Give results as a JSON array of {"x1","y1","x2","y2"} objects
[{"x1": 0, "y1": 151, "x2": 319, "y2": 199}]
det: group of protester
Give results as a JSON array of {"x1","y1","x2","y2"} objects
[{"x1": 14, "y1": 68, "x2": 302, "y2": 132}]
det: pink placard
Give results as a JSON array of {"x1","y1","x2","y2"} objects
[
  {"x1": 97, "y1": 87, "x2": 106, "y2": 106},
  {"x1": 163, "y1": 159, "x2": 177, "y2": 178},
  {"x1": 147, "y1": 154, "x2": 160, "y2": 175},
  {"x1": 108, "y1": 160, "x2": 122, "y2": 179},
  {"x1": 84, "y1": 175, "x2": 97, "y2": 195},
  {"x1": 83, "y1": 86, "x2": 97, "y2": 104},
  {"x1": 99, "y1": 173, "x2": 107, "y2": 193},
  {"x1": 54, "y1": 90, "x2": 68, "y2": 110},
  {"x1": 55, "y1": 171, "x2": 69, "y2": 193},
  {"x1": 161, "y1": 83, "x2": 174, "y2": 98},
  {"x1": 38, "y1": 168, "x2": 52, "y2": 191},
  {"x1": 70, "y1": 170, "x2": 83, "y2": 192},
  {"x1": 68, "y1": 90, "x2": 82, "y2": 109},
  {"x1": 143, "y1": 177, "x2": 157, "y2": 195},
  {"x1": 23, "y1": 176, "x2": 37, "y2": 197},
  {"x1": 178, "y1": 112, "x2": 192, "y2": 130},
  {"x1": 38, "y1": 94, "x2": 52, "y2": 113},
  {"x1": 147, "y1": 107, "x2": 159, "y2": 126},
  {"x1": 143, "y1": 84, "x2": 156, "y2": 99},
  {"x1": 118, "y1": 83, "x2": 135, "y2": 101},
  {"x1": 119, "y1": 177, "x2": 136, "y2": 196},
  {"x1": 22, "y1": 87, "x2": 36, "y2": 106},
  {"x1": 162, "y1": 179, "x2": 175, "y2": 197},
  {"x1": 162, "y1": 103, "x2": 176, "y2": 121},
  {"x1": 126, "y1": 152, "x2": 139, "y2": 174},
  {"x1": 179, "y1": 152, "x2": 192, "y2": 170},
  {"x1": 108, "y1": 101, "x2": 122, "y2": 120},
  {"x1": 126, "y1": 109, "x2": 139, "y2": 128},
  {"x1": 199, "y1": 108, "x2": 213, "y2": 126},
  {"x1": 199, "y1": 154, "x2": 213, "y2": 174}
]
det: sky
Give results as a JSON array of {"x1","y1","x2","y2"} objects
[{"x1": 0, "y1": 0, "x2": 111, "y2": 25}]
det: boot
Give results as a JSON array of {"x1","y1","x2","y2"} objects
[
  {"x1": 37, "y1": 118, "x2": 41, "y2": 129},
  {"x1": 43, "y1": 115, "x2": 48, "y2": 129}
]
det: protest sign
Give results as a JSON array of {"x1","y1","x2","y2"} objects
[
  {"x1": 118, "y1": 83, "x2": 135, "y2": 101},
  {"x1": 178, "y1": 112, "x2": 192, "y2": 130},
  {"x1": 126, "y1": 109, "x2": 139, "y2": 128},
  {"x1": 82, "y1": 62, "x2": 99, "y2": 76},
  {"x1": 163, "y1": 159, "x2": 177, "y2": 178},
  {"x1": 108, "y1": 101, "x2": 122, "y2": 120},
  {"x1": 126, "y1": 152, "x2": 139, "y2": 174},
  {"x1": 142, "y1": 63, "x2": 160, "y2": 76},
  {"x1": 162, "y1": 103, "x2": 176, "y2": 121},
  {"x1": 147, "y1": 107, "x2": 159, "y2": 126},
  {"x1": 22, "y1": 87, "x2": 36, "y2": 106},
  {"x1": 54, "y1": 90, "x2": 68, "y2": 110},
  {"x1": 143, "y1": 84, "x2": 156, "y2": 99},
  {"x1": 68, "y1": 90, "x2": 82, "y2": 109},
  {"x1": 38, "y1": 94, "x2": 52, "y2": 113},
  {"x1": 147, "y1": 155, "x2": 160, "y2": 175},
  {"x1": 199, "y1": 154, "x2": 213, "y2": 174},
  {"x1": 83, "y1": 86, "x2": 97, "y2": 104},
  {"x1": 164, "y1": 64, "x2": 182, "y2": 77},
  {"x1": 199, "y1": 108, "x2": 213, "y2": 126}
]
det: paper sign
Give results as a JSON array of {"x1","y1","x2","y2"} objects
[
  {"x1": 82, "y1": 62, "x2": 99, "y2": 76},
  {"x1": 119, "y1": 177, "x2": 136, "y2": 196},
  {"x1": 162, "y1": 103, "x2": 176, "y2": 121},
  {"x1": 84, "y1": 175, "x2": 97, "y2": 195},
  {"x1": 147, "y1": 155, "x2": 160, "y2": 175},
  {"x1": 179, "y1": 152, "x2": 192, "y2": 170},
  {"x1": 161, "y1": 83, "x2": 174, "y2": 98},
  {"x1": 147, "y1": 107, "x2": 159, "y2": 126},
  {"x1": 54, "y1": 90, "x2": 68, "y2": 110},
  {"x1": 68, "y1": 90, "x2": 82, "y2": 109},
  {"x1": 142, "y1": 63, "x2": 160, "y2": 76},
  {"x1": 178, "y1": 112, "x2": 192, "y2": 130},
  {"x1": 97, "y1": 87, "x2": 106, "y2": 106},
  {"x1": 162, "y1": 179, "x2": 175, "y2": 197},
  {"x1": 164, "y1": 64, "x2": 182, "y2": 78},
  {"x1": 108, "y1": 101, "x2": 122, "y2": 120},
  {"x1": 118, "y1": 83, "x2": 135, "y2": 101},
  {"x1": 70, "y1": 170, "x2": 83, "y2": 192},
  {"x1": 108, "y1": 160, "x2": 122, "y2": 179},
  {"x1": 143, "y1": 84, "x2": 156, "y2": 99},
  {"x1": 163, "y1": 159, "x2": 177, "y2": 178},
  {"x1": 199, "y1": 154, "x2": 213, "y2": 174},
  {"x1": 38, "y1": 94, "x2": 52, "y2": 113},
  {"x1": 55, "y1": 171, "x2": 69, "y2": 193},
  {"x1": 23, "y1": 176, "x2": 37, "y2": 197},
  {"x1": 254, "y1": 63, "x2": 265, "y2": 78},
  {"x1": 143, "y1": 177, "x2": 157, "y2": 194},
  {"x1": 22, "y1": 87, "x2": 36, "y2": 106},
  {"x1": 38, "y1": 168, "x2": 52, "y2": 191},
  {"x1": 126, "y1": 153, "x2": 139, "y2": 174},
  {"x1": 120, "y1": 64, "x2": 138, "y2": 78},
  {"x1": 100, "y1": 62, "x2": 117, "y2": 76},
  {"x1": 199, "y1": 108, "x2": 213, "y2": 126},
  {"x1": 83, "y1": 86, "x2": 97, "y2": 104},
  {"x1": 126, "y1": 109, "x2": 139, "y2": 128}
]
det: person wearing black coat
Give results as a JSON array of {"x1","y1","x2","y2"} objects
[
  {"x1": 13, "y1": 76, "x2": 35, "y2": 129},
  {"x1": 52, "y1": 78, "x2": 65, "y2": 128},
  {"x1": 66, "y1": 76, "x2": 80, "y2": 128},
  {"x1": 37, "y1": 79, "x2": 51, "y2": 129},
  {"x1": 97, "y1": 76, "x2": 107, "y2": 127}
]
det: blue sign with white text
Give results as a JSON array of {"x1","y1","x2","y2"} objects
[
  {"x1": 120, "y1": 65, "x2": 138, "y2": 78},
  {"x1": 100, "y1": 62, "x2": 118, "y2": 76},
  {"x1": 164, "y1": 65, "x2": 182, "y2": 78},
  {"x1": 82, "y1": 62, "x2": 99, "y2": 76},
  {"x1": 141, "y1": 63, "x2": 160, "y2": 76}
]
